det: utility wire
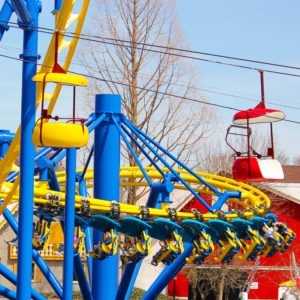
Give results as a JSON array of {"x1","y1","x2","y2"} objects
[
  {"x1": 2, "y1": 28, "x2": 300, "y2": 110},
  {"x1": 0, "y1": 52, "x2": 299, "y2": 125},
  {"x1": 4, "y1": 21, "x2": 300, "y2": 79},
  {"x1": 2, "y1": 42, "x2": 300, "y2": 111}
]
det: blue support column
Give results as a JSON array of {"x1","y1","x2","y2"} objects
[
  {"x1": 92, "y1": 94, "x2": 121, "y2": 300},
  {"x1": 63, "y1": 148, "x2": 77, "y2": 300},
  {"x1": 142, "y1": 244, "x2": 193, "y2": 300},
  {"x1": 17, "y1": 1, "x2": 40, "y2": 298}
]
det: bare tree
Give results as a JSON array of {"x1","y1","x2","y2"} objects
[
  {"x1": 80, "y1": 0, "x2": 217, "y2": 204},
  {"x1": 185, "y1": 258, "x2": 249, "y2": 300}
]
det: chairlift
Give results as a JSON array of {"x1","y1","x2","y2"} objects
[
  {"x1": 226, "y1": 70, "x2": 285, "y2": 182},
  {"x1": 32, "y1": 31, "x2": 88, "y2": 148}
]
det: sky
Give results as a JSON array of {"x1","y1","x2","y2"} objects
[
  {"x1": 0, "y1": 1, "x2": 299, "y2": 162},
  {"x1": 173, "y1": 1, "x2": 300, "y2": 162}
]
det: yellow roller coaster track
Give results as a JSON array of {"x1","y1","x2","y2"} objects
[
  {"x1": 1, "y1": 166, "x2": 270, "y2": 221},
  {"x1": 0, "y1": 0, "x2": 90, "y2": 215}
]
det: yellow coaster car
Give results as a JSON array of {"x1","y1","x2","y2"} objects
[
  {"x1": 276, "y1": 223, "x2": 296, "y2": 253},
  {"x1": 260, "y1": 225, "x2": 284, "y2": 257},
  {"x1": 239, "y1": 227, "x2": 265, "y2": 261},
  {"x1": 32, "y1": 219, "x2": 51, "y2": 251},
  {"x1": 186, "y1": 230, "x2": 214, "y2": 265},
  {"x1": 214, "y1": 229, "x2": 242, "y2": 263},
  {"x1": 88, "y1": 229, "x2": 119, "y2": 260},
  {"x1": 121, "y1": 231, "x2": 152, "y2": 265},
  {"x1": 151, "y1": 231, "x2": 184, "y2": 266}
]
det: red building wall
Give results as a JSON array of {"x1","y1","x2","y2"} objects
[
  {"x1": 248, "y1": 199, "x2": 300, "y2": 299},
  {"x1": 167, "y1": 191, "x2": 300, "y2": 299}
]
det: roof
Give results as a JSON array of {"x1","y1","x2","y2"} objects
[
  {"x1": 258, "y1": 183, "x2": 300, "y2": 204},
  {"x1": 281, "y1": 165, "x2": 300, "y2": 183}
]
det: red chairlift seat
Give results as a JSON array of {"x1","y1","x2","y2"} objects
[
  {"x1": 227, "y1": 70, "x2": 285, "y2": 182},
  {"x1": 233, "y1": 103, "x2": 285, "y2": 125},
  {"x1": 232, "y1": 157, "x2": 284, "y2": 182}
]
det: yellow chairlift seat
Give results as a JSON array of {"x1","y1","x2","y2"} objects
[
  {"x1": 32, "y1": 120, "x2": 89, "y2": 148},
  {"x1": 32, "y1": 72, "x2": 88, "y2": 87}
]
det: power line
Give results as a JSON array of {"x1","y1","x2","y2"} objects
[
  {"x1": 1, "y1": 40, "x2": 300, "y2": 111},
  {"x1": 0, "y1": 52, "x2": 299, "y2": 125},
  {"x1": 3, "y1": 26, "x2": 300, "y2": 110},
  {"x1": 4, "y1": 21, "x2": 300, "y2": 79}
]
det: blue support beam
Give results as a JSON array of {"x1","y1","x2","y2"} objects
[
  {"x1": 212, "y1": 190, "x2": 242, "y2": 210},
  {"x1": 63, "y1": 148, "x2": 77, "y2": 300},
  {"x1": 0, "y1": 263, "x2": 45, "y2": 300},
  {"x1": 92, "y1": 94, "x2": 121, "y2": 300},
  {"x1": 10, "y1": 0, "x2": 31, "y2": 25},
  {"x1": 142, "y1": 244, "x2": 193, "y2": 300},
  {"x1": 0, "y1": 0, "x2": 14, "y2": 40},
  {"x1": 116, "y1": 261, "x2": 142, "y2": 300},
  {"x1": 146, "y1": 182, "x2": 174, "y2": 208},
  {"x1": 73, "y1": 255, "x2": 93, "y2": 300},
  {"x1": 0, "y1": 130, "x2": 14, "y2": 158},
  {"x1": 53, "y1": 0, "x2": 63, "y2": 14},
  {"x1": 3, "y1": 208, "x2": 63, "y2": 298},
  {"x1": 17, "y1": 1, "x2": 40, "y2": 298},
  {"x1": 0, "y1": 284, "x2": 16, "y2": 300}
]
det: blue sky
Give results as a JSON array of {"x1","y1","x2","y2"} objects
[
  {"x1": 174, "y1": 0, "x2": 300, "y2": 161},
  {"x1": 0, "y1": 1, "x2": 299, "y2": 161}
]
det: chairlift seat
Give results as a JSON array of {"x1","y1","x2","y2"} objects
[
  {"x1": 232, "y1": 157, "x2": 284, "y2": 182},
  {"x1": 32, "y1": 121, "x2": 89, "y2": 148},
  {"x1": 32, "y1": 72, "x2": 88, "y2": 87},
  {"x1": 233, "y1": 107, "x2": 285, "y2": 124}
]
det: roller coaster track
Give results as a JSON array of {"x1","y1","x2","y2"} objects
[
  {"x1": 1, "y1": 166, "x2": 270, "y2": 220},
  {"x1": 0, "y1": 0, "x2": 90, "y2": 215}
]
